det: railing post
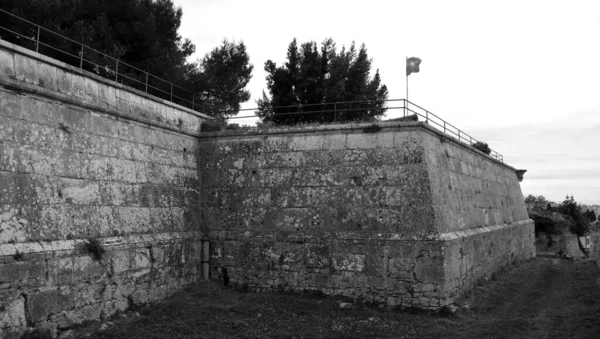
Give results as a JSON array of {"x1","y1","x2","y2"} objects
[
  {"x1": 426, "y1": 110, "x2": 429, "y2": 124},
  {"x1": 79, "y1": 45, "x2": 84, "y2": 69},
  {"x1": 458, "y1": 130, "x2": 461, "y2": 142},
  {"x1": 35, "y1": 26, "x2": 40, "y2": 53},
  {"x1": 115, "y1": 60, "x2": 119, "y2": 81},
  {"x1": 170, "y1": 83, "x2": 173, "y2": 101},
  {"x1": 145, "y1": 73, "x2": 149, "y2": 93},
  {"x1": 334, "y1": 103, "x2": 337, "y2": 122},
  {"x1": 192, "y1": 93, "x2": 195, "y2": 110}
]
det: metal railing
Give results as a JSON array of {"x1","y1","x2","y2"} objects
[
  {"x1": 0, "y1": 10, "x2": 502, "y2": 162},
  {"x1": 0, "y1": 9, "x2": 200, "y2": 112},
  {"x1": 224, "y1": 99, "x2": 504, "y2": 162}
]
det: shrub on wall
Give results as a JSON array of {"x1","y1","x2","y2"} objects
[
  {"x1": 471, "y1": 141, "x2": 491, "y2": 155},
  {"x1": 201, "y1": 119, "x2": 227, "y2": 132}
]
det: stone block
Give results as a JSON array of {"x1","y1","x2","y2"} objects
[
  {"x1": 56, "y1": 68, "x2": 72, "y2": 95},
  {"x1": 131, "y1": 248, "x2": 151, "y2": 270},
  {"x1": 150, "y1": 207, "x2": 172, "y2": 232},
  {"x1": 26, "y1": 289, "x2": 58, "y2": 323},
  {"x1": 0, "y1": 89, "x2": 23, "y2": 119},
  {"x1": 37, "y1": 99, "x2": 61, "y2": 126},
  {"x1": 118, "y1": 207, "x2": 151, "y2": 233},
  {"x1": 289, "y1": 135, "x2": 324, "y2": 151},
  {"x1": 346, "y1": 132, "x2": 393, "y2": 149},
  {"x1": 107, "y1": 158, "x2": 137, "y2": 183},
  {"x1": 0, "y1": 296, "x2": 26, "y2": 329},
  {"x1": 37, "y1": 61, "x2": 57, "y2": 91},
  {"x1": 81, "y1": 156, "x2": 110, "y2": 180},
  {"x1": 0, "y1": 48, "x2": 15, "y2": 79},
  {"x1": 116, "y1": 97, "x2": 131, "y2": 114},
  {"x1": 100, "y1": 181, "x2": 131, "y2": 206},
  {"x1": 84, "y1": 77, "x2": 99, "y2": 102},
  {"x1": 0, "y1": 205, "x2": 29, "y2": 243},
  {"x1": 58, "y1": 178, "x2": 100, "y2": 205},
  {"x1": 71, "y1": 74, "x2": 85, "y2": 99},
  {"x1": 111, "y1": 250, "x2": 131, "y2": 274},
  {"x1": 14, "y1": 53, "x2": 38, "y2": 85}
]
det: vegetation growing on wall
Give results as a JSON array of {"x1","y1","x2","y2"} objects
[
  {"x1": 84, "y1": 238, "x2": 106, "y2": 261},
  {"x1": 471, "y1": 141, "x2": 491, "y2": 155}
]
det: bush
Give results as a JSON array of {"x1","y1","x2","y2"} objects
[
  {"x1": 393, "y1": 114, "x2": 418, "y2": 122},
  {"x1": 471, "y1": 141, "x2": 491, "y2": 155},
  {"x1": 362, "y1": 124, "x2": 382, "y2": 133},
  {"x1": 559, "y1": 195, "x2": 589, "y2": 237},
  {"x1": 201, "y1": 119, "x2": 227, "y2": 132}
]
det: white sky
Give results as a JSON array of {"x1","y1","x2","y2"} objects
[{"x1": 173, "y1": 0, "x2": 600, "y2": 205}]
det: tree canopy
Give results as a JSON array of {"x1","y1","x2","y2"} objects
[
  {"x1": 558, "y1": 195, "x2": 590, "y2": 237},
  {"x1": 1, "y1": 0, "x2": 194, "y2": 85},
  {"x1": 194, "y1": 40, "x2": 253, "y2": 118},
  {"x1": 0, "y1": 0, "x2": 253, "y2": 116},
  {"x1": 256, "y1": 38, "x2": 388, "y2": 124},
  {"x1": 524, "y1": 194, "x2": 549, "y2": 213},
  {"x1": 585, "y1": 209, "x2": 597, "y2": 222}
]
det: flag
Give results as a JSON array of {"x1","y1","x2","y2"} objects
[{"x1": 406, "y1": 57, "x2": 421, "y2": 76}]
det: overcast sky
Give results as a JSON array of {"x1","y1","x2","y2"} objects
[{"x1": 173, "y1": 0, "x2": 600, "y2": 205}]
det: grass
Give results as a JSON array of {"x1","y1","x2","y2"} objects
[{"x1": 72, "y1": 257, "x2": 600, "y2": 339}]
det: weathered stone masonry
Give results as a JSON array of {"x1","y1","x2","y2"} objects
[
  {"x1": 199, "y1": 123, "x2": 535, "y2": 309},
  {"x1": 0, "y1": 40, "x2": 209, "y2": 338},
  {"x1": 1, "y1": 34, "x2": 535, "y2": 338}
]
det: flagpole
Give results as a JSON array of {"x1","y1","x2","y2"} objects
[{"x1": 405, "y1": 56, "x2": 408, "y2": 117}]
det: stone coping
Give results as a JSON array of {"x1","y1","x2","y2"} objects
[
  {"x1": 0, "y1": 231, "x2": 204, "y2": 257},
  {"x1": 0, "y1": 39, "x2": 209, "y2": 120},
  {"x1": 207, "y1": 220, "x2": 532, "y2": 243},
  {"x1": 437, "y1": 219, "x2": 533, "y2": 241},
  {"x1": 200, "y1": 120, "x2": 517, "y2": 173}
]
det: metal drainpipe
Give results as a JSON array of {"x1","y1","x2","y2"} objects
[{"x1": 202, "y1": 240, "x2": 210, "y2": 280}]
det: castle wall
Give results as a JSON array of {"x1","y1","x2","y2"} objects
[
  {"x1": 199, "y1": 122, "x2": 535, "y2": 309},
  {"x1": 0, "y1": 40, "x2": 208, "y2": 338}
]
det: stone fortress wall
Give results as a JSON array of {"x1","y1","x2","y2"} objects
[
  {"x1": 199, "y1": 123, "x2": 534, "y2": 309},
  {"x1": 0, "y1": 40, "x2": 209, "y2": 338},
  {"x1": 0, "y1": 37, "x2": 535, "y2": 338}
]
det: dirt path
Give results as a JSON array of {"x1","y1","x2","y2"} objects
[
  {"x1": 70, "y1": 257, "x2": 600, "y2": 339},
  {"x1": 448, "y1": 258, "x2": 600, "y2": 339}
]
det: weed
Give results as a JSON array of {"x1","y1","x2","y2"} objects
[
  {"x1": 13, "y1": 250, "x2": 24, "y2": 261},
  {"x1": 255, "y1": 121, "x2": 275, "y2": 130},
  {"x1": 58, "y1": 123, "x2": 71, "y2": 134},
  {"x1": 177, "y1": 118, "x2": 183, "y2": 127},
  {"x1": 84, "y1": 238, "x2": 106, "y2": 261},
  {"x1": 393, "y1": 114, "x2": 418, "y2": 122},
  {"x1": 201, "y1": 119, "x2": 227, "y2": 132},
  {"x1": 362, "y1": 124, "x2": 381, "y2": 133}
]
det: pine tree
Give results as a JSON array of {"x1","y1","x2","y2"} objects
[
  {"x1": 257, "y1": 38, "x2": 388, "y2": 124},
  {"x1": 193, "y1": 40, "x2": 253, "y2": 118}
]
